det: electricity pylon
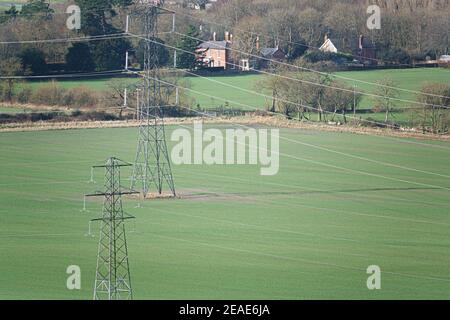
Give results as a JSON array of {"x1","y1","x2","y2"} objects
[
  {"x1": 86, "y1": 157, "x2": 139, "y2": 300},
  {"x1": 130, "y1": 1, "x2": 176, "y2": 197}
]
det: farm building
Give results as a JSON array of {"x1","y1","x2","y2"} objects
[
  {"x1": 258, "y1": 46, "x2": 286, "y2": 69},
  {"x1": 260, "y1": 46, "x2": 286, "y2": 60}
]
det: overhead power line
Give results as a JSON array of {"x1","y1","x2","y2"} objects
[
  {"x1": 2, "y1": 2, "x2": 447, "y2": 100},
  {"x1": 0, "y1": 4, "x2": 133, "y2": 17},
  {"x1": 0, "y1": 33, "x2": 131, "y2": 45},
  {"x1": 172, "y1": 30, "x2": 450, "y2": 101},
  {"x1": 1, "y1": 4, "x2": 447, "y2": 100},
  {"x1": 0, "y1": 31, "x2": 172, "y2": 45},
  {"x1": 130, "y1": 32, "x2": 450, "y2": 109},
  {"x1": 129, "y1": 70, "x2": 450, "y2": 193},
  {"x1": 0, "y1": 69, "x2": 127, "y2": 80},
  {"x1": 0, "y1": 29, "x2": 444, "y2": 107},
  {"x1": 126, "y1": 68, "x2": 394, "y2": 133},
  {"x1": 171, "y1": 69, "x2": 450, "y2": 179},
  {"x1": 171, "y1": 7, "x2": 436, "y2": 69}
]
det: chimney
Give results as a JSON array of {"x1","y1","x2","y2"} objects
[
  {"x1": 213, "y1": 32, "x2": 216, "y2": 41},
  {"x1": 324, "y1": 34, "x2": 328, "y2": 42},
  {"x1": 225, "y1": 31, "x2": 229, "y2": 42}
]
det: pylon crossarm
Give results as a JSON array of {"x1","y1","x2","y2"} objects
[
  {"x1": 92, "y1": 163, "x2": 133, "y2": 169},
  {"x1": 90, "y1": 216, "x2": 135, "y2": 223},
  {"x1": 85, "y1": 191, "x2": 140, "y2": 197}
]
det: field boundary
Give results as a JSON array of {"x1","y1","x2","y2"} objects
[{"x1": 1, "y1": 116, "x2": 450, "y2": 142}]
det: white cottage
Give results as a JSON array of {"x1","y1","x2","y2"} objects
[{"x1": 319, "y1": 35, "x2": 338, "y2": 53}]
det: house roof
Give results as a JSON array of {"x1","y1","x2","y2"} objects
[
  {"x1": 319, "y1": 39, "x2": 338, "y2": 53},
  {"x1": 261, "y1": 48, "x2": 278, "y2": 57},
  {"x1": 198, "y1": 41, "x2": 228, "y2": 50},
  {"x1": 260, "y1": 47, "x2": 280, "y2": 57}
]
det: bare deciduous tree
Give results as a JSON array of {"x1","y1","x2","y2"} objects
[
  {"x1": 418, "y1": 83, "x2": 450, "y2": 134},
  {"x1": 0, "y1": 57, "x2": 23, "y2": 102},
  {"x1": 373, "y1": 77, "x2": 399, "y2": 123}
]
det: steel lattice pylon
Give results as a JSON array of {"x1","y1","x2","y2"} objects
[
  {"x1": 131, "y1": 2, "x2": 176, "y2": 197},
  {"x1": 86, "y1": 157, "x2": 139, "y2": 300}
]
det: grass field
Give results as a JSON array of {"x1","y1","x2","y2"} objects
[
  {"x1": 1, "y1": 125, "x2": 450, "y2": 299},
  {"x1": 338, "y1": 68, "x2": 450, "y2": 109},
  {"x1": 24, "y1": 68, "x2": 450, "y2": 112},
  {"x1": 0, "y1": 106, "x2": 28, "y2": 114},
  {"x1": 187, "y1": 68, "x2": 450, "y2": 110}
]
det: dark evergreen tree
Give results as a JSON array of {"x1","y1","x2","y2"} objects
[
  {"x1": 66, "y1": 43, "x2": 96, "y2": 72},
  {"x1": 20, "y1": 48, "x2": 48, "y2": 75},
  {"x1": 74, "y1": 0, "x2": 132, "y2": 71},
  {"x1": 90, "y1": 39, "x2": 130, "y2": 71},
  {"x1": 176, "y1": 25, "x2": 201, "y2": 70}
]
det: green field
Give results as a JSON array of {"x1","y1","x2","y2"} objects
[
  {"x1": 0, "y1": 106, "x2": 27, "y2": 114},
  {"x1": 1, "y1": 125, "x2": 450, "y2": 299},
  {"x1": 188, "y1": 68, "x2": 450, "y2": 110},
  {"x1": 338, "y1": 68, "x2": 450, "y2": 109},
  {"x1": 24, "y1": 68, "x2": 450, "y2": 112}
]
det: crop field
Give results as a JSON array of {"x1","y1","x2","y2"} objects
[{"x1": 1, "y1": 125, "x2": 450, "y2": 299}]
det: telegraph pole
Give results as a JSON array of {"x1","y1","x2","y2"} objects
[
  {"x1": 86, "y1": 157, "x2": 139, "y2": 300},
  {"x1": 130, "y1": 1, "x2": 176, "y2": 198},
  {"x1": 136, "y1": 88, "x2": 140, "y2": 121}
]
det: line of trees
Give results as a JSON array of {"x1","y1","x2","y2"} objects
[
  {"x1": 1, "y1": 0, "x2": 448, "y2": 77},
  {"x1": 208, "y1": 0, "x2": 449, "y2": 65},
  {"x1": 259, "y1": 68, "x2": 362, "y2": 123},
  {"x1": 259, "y1": 66, "x2": 450, "y2": 133},
  {"x1": 0, "y1": 0, "x2": 200, "y2": 75},
  {"x1": 417, "y1": 83, "x2": 450, "y2": 134},
  {"x1": 0, "y1": 0, "x2": 133, "y2": 75}
]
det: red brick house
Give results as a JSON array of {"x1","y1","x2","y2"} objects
[{"x1": 196, "y1": 40, "x2": 230, "y2": 69}]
